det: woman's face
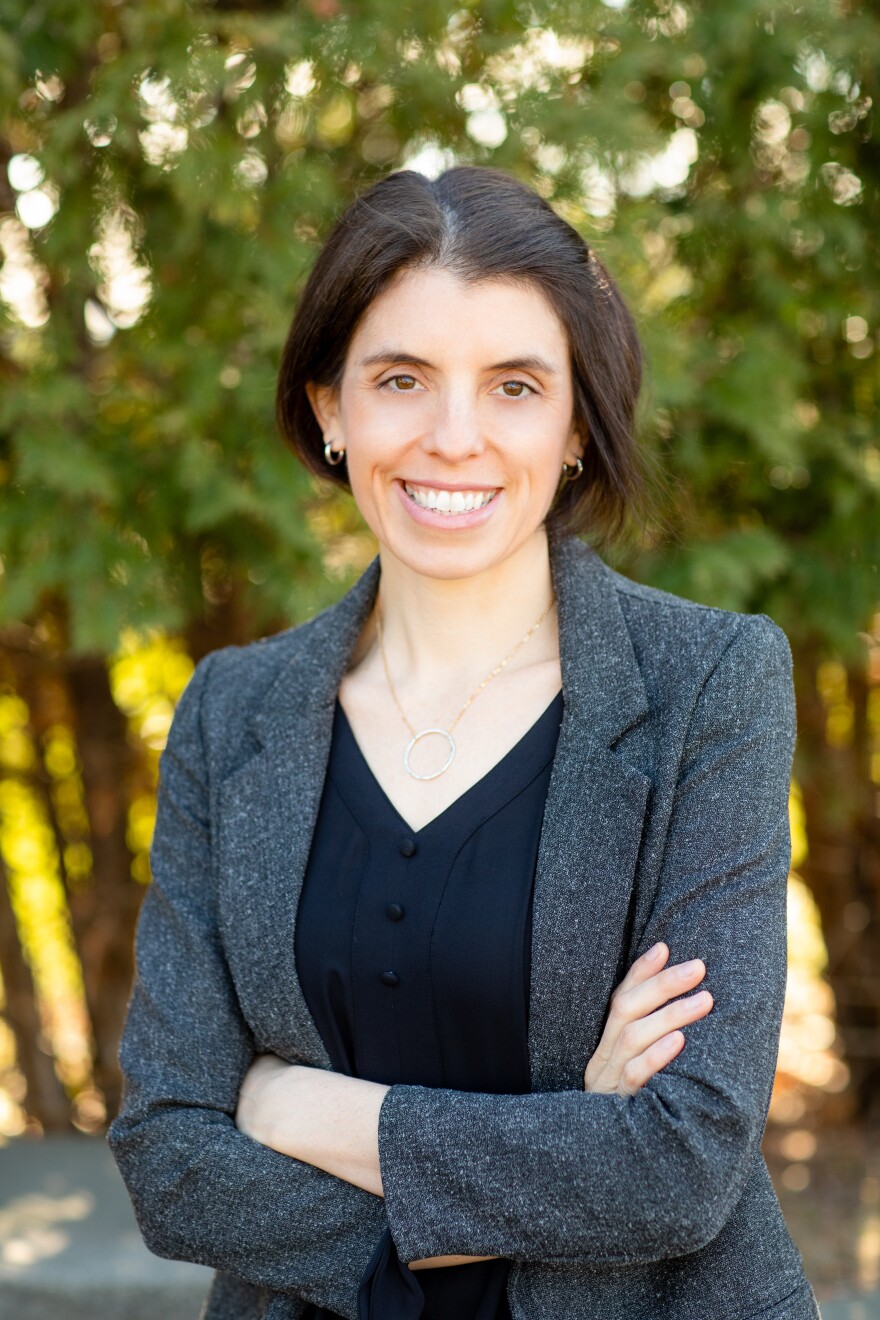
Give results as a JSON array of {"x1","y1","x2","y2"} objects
[{"x1": 309, "y1": 266, "x2": 583, "y2": 582}]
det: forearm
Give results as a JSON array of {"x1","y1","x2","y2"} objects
[
  {"x1": 238, "y1": 1061, "x2": 497, "y2": 1270},
  {"x1": 241, "y1": 1061, "x2": 388, "y2": 1197},
  {"x1": 377, "y1": 1078, "x2": 765, "y2": 1266}
]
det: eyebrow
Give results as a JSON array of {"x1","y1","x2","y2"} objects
[{"x1": 358, "y1": 350, "x2": 561, "y2": 376}]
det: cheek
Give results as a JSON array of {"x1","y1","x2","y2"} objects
[
  {"x1": 338, "y1": 413, "x2": 399, "y2": 528},
  {"x1": 505, "y1": 423, "x2": 569, "y2": 486},
  {"x1": 338, "y1": 402, "x2": 383, "y2": 480},
  {"x1": 342, "y1": 392, "x2": 416, "y2": 463},
  {"x1": 346, "y1": 441, "x2": 397, "y2": 506}
]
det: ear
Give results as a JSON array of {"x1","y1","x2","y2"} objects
[
  {"x1": 565, "y1": 422, "x2": 587, "y2": 467},
  {"x1": 305, "y1": 382, "x2": 341, "y2": 438}
]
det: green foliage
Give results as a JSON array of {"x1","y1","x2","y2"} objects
[{"x1": 0, "y1": 0, "x2": 877, "y2": 656}]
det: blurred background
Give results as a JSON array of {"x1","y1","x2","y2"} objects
[{"x1": 0, "y1": 0, "x2": 878, "y2": 1314}]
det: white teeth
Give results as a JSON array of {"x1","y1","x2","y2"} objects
[{"x1": 403, "y1": 483, "x2": 498, "y2": 514}]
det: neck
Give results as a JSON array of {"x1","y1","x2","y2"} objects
[{"x1": 373, "y1": 527, "x2": 557, "y2": 688}]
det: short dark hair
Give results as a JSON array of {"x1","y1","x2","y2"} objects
[{"x1": 276, "y1": 166, "x2": 650, "y2": 544}]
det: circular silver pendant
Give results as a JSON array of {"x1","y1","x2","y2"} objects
[{"x1": 403, "y1": 728, "x2": 456, "y2": 781}]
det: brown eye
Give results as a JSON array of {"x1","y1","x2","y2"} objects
[
  {"x1": 389, "y1": 374, "x2": 418, "y2": 390},
  {"x1": 499, "y1": 380, "x2": 533, "y2": 398}
]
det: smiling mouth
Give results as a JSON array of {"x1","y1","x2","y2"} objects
[{"x1": 403, "y1": 482, "x2": 500, "y2": 514}]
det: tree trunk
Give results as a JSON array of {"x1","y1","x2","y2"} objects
[
  {"x1": 184, "y1": 570, "x2": 266, "y2": 662},
  {"x1": 795, "y1": 650, "x2": 880, "y2": 1119},
  {"x1": 0, "y1": 852, "x2": 72, "y2": 1132},
  {"x1": 63, "y1": 655, "x2": 144, "y2": 1121}
]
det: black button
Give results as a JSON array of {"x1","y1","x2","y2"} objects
[
  {"x1": 399, "y1": 837, "x2": 416, "y2": 857},
  {"x1": 386, "y1": 903, "x2": 404, "y2": 922},
  {"x1": 380, "y1": 970, "x2": 400, "y2": 987}
]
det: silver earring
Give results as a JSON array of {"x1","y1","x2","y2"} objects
[
  {"x1": 324, "y1": 441, "x2": 345, "y2": 466},
  {"x1": 561, "y1": 456, "x2": 584, "y2": 481}
]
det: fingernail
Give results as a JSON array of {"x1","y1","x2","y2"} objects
[
  {"x1": 679, "y1": 959, "x2": 704, "y2": 975},
  {"x1": 648, "y1": 942, "x2": 665, "y2": 960}
]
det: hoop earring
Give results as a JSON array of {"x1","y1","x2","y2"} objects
[
  {"x1": 324, "y1": 441, "x2": 346, "y2": 466},
  {"x1": 561, "y1": 456, "x2": 583, "y2": 482}
]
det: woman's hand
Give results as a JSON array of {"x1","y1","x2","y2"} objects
[
  {"x1": 584, "y1": 943, "x2": 713, "y2": 1096},
  {"x1": 408, "y1": 1254, "x2": 498, "y2": 1270},
  {"x1": 235, "y1": 1053, "x2": 290, "y2": 1149}
]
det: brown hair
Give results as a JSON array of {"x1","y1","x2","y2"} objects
[{"x1": 276, "y1": 165, "x2": 651, "y2": 544}]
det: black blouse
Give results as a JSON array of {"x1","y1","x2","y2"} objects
[{"x1": 294, "y1": 690, "x2": 565, "y2": 1320}]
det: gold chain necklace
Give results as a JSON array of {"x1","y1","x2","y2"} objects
[{"x1": 376, "y1": 595, "x2": 556, "y2": 781}]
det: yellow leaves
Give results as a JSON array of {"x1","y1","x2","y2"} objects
[
  {"x1": 126, "y1": 794, "x2": 157, "y2": 861},
  {"x1": 316, "y1": 93, "x2": 354, "y2": 147},
  {"x1": 770, "y1": 869, "x2": 850, "y2": 1124},
  {"x1": 0, "y1": 696, "x2": 35, "y2": 775},
  {"x1": 108, "y1": 635, "x2": 193, "y2": 884},
  {"x1": 641, "y1": 263, "x2": 694, "y2": 314},
  {"x1": 789, "y1": 781, "x2": 807, "y2": 871},
  {"x1": 816, "y1": 659, "x2": 854, "y2": 749},
  {"x1": 0, "y1": 778, "x2": 93, "y2": 1098},
  {"x1": 111, "y1": 633, "x2": 194, "y2": 724}
]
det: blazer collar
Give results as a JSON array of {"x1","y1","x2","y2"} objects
[{"x1": 251, "y1": 531, "x2": 647, "y2": 755}]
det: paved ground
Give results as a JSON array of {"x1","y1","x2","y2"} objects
[
  {"x1": 822, "y1": 1302, "x2": 880, "y2": 1320},
  {"x1": 1, "y1": 1135, "x2": 879, "y2": 1319},
  {"x1": 0, "y1": 1135, "x2": 211, "y2": 1320}
]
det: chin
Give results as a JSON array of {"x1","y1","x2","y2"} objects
[
  {"x1": 384, "y1": 520, "x2": 546, "y2": 584},
  {"x1": 391, "y1": 539, "x2": 503, "y2": 582}
]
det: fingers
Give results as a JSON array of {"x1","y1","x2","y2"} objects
[
  {"x1": 585, "y1": 946, "x2": 715, "y2": 1097},
  {"x1": 613, "y1": 942, "x2": 670, "y2": 996},
  {"x1": 616, "y1": 987, "x2": 714, "y2": 1067},
  {"x1": 611, "y1": 954, "x2": 708, "y2": 1028},
  {"x1": 618, "y1": 1030, "x2": 686, "y2": 1097}
]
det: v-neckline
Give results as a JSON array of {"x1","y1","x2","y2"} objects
[{"x1": 332, "y1": 689, "x2": 564, "y2": 839}]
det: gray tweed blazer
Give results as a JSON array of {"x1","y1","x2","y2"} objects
[{"x1": 108, "y1": 533, "x2": 820, "y2": 1320}]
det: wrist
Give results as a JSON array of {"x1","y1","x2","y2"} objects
[{"x1": 276, "y1": 1067, "x2": 389, "y2": 1197}]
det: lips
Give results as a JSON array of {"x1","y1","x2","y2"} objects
[{"x1": 403, "y1": 482, "x2": 499, "y2": 515}]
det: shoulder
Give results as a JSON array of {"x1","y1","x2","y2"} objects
[
  {"x1": 586, "y1": 560, "x2": 797, "y2": 775},
  {"x1": 607, "y1": 563, "x2": 792, "y2": 682},
  {"x1": 600, "y1": 564, "x2": 795, "y2": 764},
  {"x1": 553, "y1": 531, "x2": 793, "y2": 733},
  {"x1": 169, "y1": 552, "x2": 381, "y2": 775},
  {"x1": 557, "y1": 534, "x2": 792, "y2": 693},
  {"x1": 196, "y1": 619, "x2": 313, "y2": 707},
  {"x1": 167, "y1": 609, "x2": 331, "y2": 774}
]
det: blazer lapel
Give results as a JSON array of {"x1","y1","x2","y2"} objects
[
  {"x1": 528, "y1": 533, "x2": 652, "y2": 1092},
  {"x1": 215, "y1": 557, "x2": 381, "y2": 1068}
]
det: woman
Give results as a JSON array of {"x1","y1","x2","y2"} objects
[{"x1": 108, "y1": 167, "x2": 819, "y2": 1320}]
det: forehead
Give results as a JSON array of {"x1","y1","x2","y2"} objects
[{"x1": 347, "y1": 266, "x2": 569, "y2": 366}]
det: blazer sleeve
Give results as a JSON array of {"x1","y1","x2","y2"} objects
[
  {"x1": 375, "y1": 614, "x2": 796, "y2": 1266},
  {"x1": 106, "y1": 651, "x2": 387, "y2": 1318}
]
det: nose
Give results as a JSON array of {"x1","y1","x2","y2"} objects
[{"x1": 422, "y1": 385, "x2": 485, "y2": 464}]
